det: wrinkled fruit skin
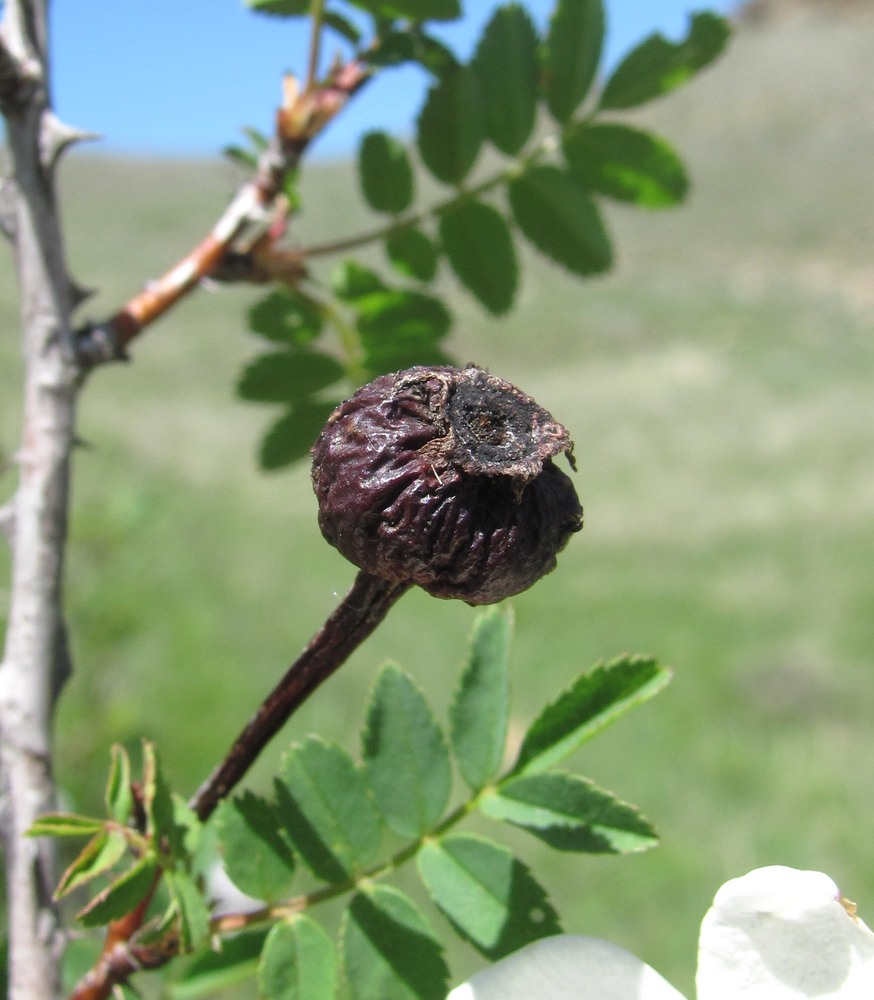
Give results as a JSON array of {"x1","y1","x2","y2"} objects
[{"x1": 311, "y1": 365, "x2": 583, "y2": 606}]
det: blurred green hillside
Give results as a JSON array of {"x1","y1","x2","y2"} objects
[{"x1": 2, "y1": 8, "x2": 873, "y2": 995}]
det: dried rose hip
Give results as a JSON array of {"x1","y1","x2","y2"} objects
[{"x1": 311, "y1": 365, "x2": 583, "y2": 605}]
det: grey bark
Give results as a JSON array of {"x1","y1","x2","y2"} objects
[{"x1": 0, "y1": 2, "x2": 80, "y2": 997}]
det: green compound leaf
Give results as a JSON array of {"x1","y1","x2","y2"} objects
[
  {"x1": 248, "y1": 291, "x2": 323, "y2": 347},
  {"x1": 77, "y1": 855, "x2": 158, "y2": 928},
  {"x1": 472, "y1": 3, "x2": 539, "y2": 155},
  {"x1": 509, "y1": 165, "x2": 612, "y2": 276},
  {"x1": 543, "y1": 0, "x2": 604, "y2": 123},
  {"x1": 342, "y1": 885, "x2": 448, "y2": 1000},
  {"x1": 276, "y1": 737, "x2": 383, "y2": 882},
  {"x1": 385, "y1": 227, "x2": 439, "y2": 282},
  {"x1": 259, "y1": 401, "x2": 339, "y2": 471},
  {"x1": 438, "y1": 199, "x2": 517, "y2": 316},
  {"x1": 362, "y1": 663, "x2": 451, "y2": 838},
  {"x1": 359, "y1": 132, "x2": 414, "y2": 214},
  {"x1": 259, "y1": 917, "x2": 337, "y2": 1000},
  {"x1": 216, "y1": 792, "x2": 296, "y2": 903},
  {"x1": 165, "y1": 868, "x2": 211, "y2": 952},
  {"x1": 173, "y1": 928, "x2": 268, "y2": 998},
  {"x1": 417, "y1": 64, "x2": 483, "y2": 186},
  {"x1": 56, "y1": 828, "x2": 129, "y2": 899},
  {"x1": 513, "y1": 655, "x2": 671, "y2": 776},
  {"x1": 600, "y1": 12, "x2": 730, "y2": 110},
  {"x1": 416, "y1": 834, "x2": 560, "y2": 959},
  {"x1": 105, "y1": 744, "x2": 133, "y2": 824},
  {"x1": 563, "y1": 121, "x2": 689, "y2": 208},
  {"x1": 449, "y1": 606, "x2": 512, "y2": 791},
  {"x1": 480, "y1": 772, "x2": 658, "y2": 853},
  {"x1": 237, "y1": 351, "x2": 344, "y2": 404}
]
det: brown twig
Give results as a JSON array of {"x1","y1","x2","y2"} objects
[{"x1": 192, "y1": 569, "x2": 410, "y2": 820}]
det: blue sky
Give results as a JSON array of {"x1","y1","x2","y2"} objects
[{"x1": 50, "y1": 1, "x2": 737, "y2": 159}]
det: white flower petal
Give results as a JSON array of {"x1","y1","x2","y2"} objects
[
  {"x1": 696, "y1": 865, "x2": 874, "y2": 999},
  {"x1": 446, "y1": 934, "x2": 687, "y2": 1000}
]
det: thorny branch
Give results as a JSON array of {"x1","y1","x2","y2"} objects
[{"x1": 1, "y1": 2, "x2": 80, "y2": 997}]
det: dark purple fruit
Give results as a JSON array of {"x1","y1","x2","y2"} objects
[{"x1": 311, "y1": 365, "x2": 583, "y2": 605}]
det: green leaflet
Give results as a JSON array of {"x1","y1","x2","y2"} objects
[
  {"x1": 172, "y1": 929, "x2": 268, "y2": 998},
  {"x1": 355, "y1": 289, "x2": 451, "y2": 342},
  {"x1": 259, "y1": 401, "x2": 339, "y2": 471},
  {"x1": 480, "y1": 772, "x2": 658, "y2": 853},
  {"x1": 416, "y1": 834, "x2": 560, "y2": 959},
  {"x1": 438, "y1": 199, "x2": 517, "y2": 316},
  {"x1": 513, "y1": 654, "x2": 671, "y2": 775},
  {"x1": 417, "y1": 65, "x2": 483, "y2": 186},
  {"x1": 342, "y1": 885, "x2": 448, "y2": 1000},
  {"x1": 543, "y1": 0, "x2": 604, "y2": 123},
  {"x1": 105, "y1": 744, "x2": 133, "y2": 823},
  {"x1": 276, "y1": 737, "x2": 383, "y2": 882},
  {"x1": 236, "y1": 351, "x2": 344, "y2": 404},
  {"x1": 76, "y1": 856, "x2": 158, "y2": 928},
  {"x1": 215, "y1": 792, "x2": 296, "y2": 902},
  {"x1": 55, "y1": 828, "x2": 129, "y2": 899},
  {"x1": 508, "y1": 165, "x2": 612, "y2": 276},
  {"x1": 368, "y1": 27, "x2": 457, "y2": 75},
  {"x1": 27, "y1": 813, "x2": 104, "y2": 838},
  {"x1": 563, "y1": 121, "x2": 689, "y2": 208},
  {"x1": 143, "y1": 741, "x2": 187, "y2": 861},
  {"x1": 385, "y1": 227, "x2": 438, "y2": 282},
  {"x1": 359, "y1": 0, "x2": 461, "y2": 21},
  {"x1": 472, "y1": 4, "x2": 539, "y2": 155},
  {"x1": 259, "y1": 917, "x2": 337, "y2": 1000},
  {"x1": 362, "y1": 663, "x2": 451, "y2": 838},
  {"x1": 331, "y1": 261, "x2": 388, "y2": 302},
  {"x1": 356, "y1": 289, "x2": 452, "y2": 376},
  {"x1": 600, "y1": 12, "x2": 730, "y2": 110},
  {"x1": 245, "y1": 0, "x2": 309, "y2": 16},
  {"x1": 449, "y1": 606, "x2": 512, "y2": 791},
  {"x1": 248, "y1": 291, "x2": 323, "y2": 347},
  {"x1": 359, "y1": 132, "x2": 414, "y2": 215},
  {"x1": 166, "y1": 868, "x2": 211, "y2": 952},
  {"x1": 322, "y1": 10, "x2": 361, "y2": 45}
]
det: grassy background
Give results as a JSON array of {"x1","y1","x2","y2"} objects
[{"x1": 2, "y1": 8, "x2": 874, "y2": 995}]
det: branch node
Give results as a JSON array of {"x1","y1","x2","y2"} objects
[
  {"x1": 0, "y1": 38, "x2": 41, "y2": 113},
  {"x1": 74, "y1": 322, "x2": 131, "y2": 368}
]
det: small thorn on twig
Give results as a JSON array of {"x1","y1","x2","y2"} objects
[
  {"x1": 39, "y1": 113, "x2": 100, "y2": 173},
  {"x1": 68, "y1": 277, "x2": 97, "y2": 309}
]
